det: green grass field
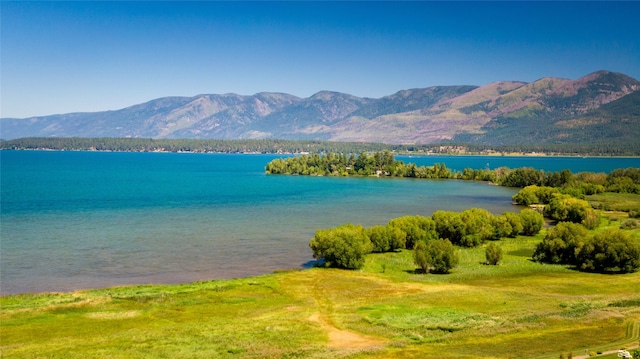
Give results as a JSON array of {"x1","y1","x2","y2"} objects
[
  {"x1": 2, "y1": 222, "x2": 639, "y2": 358},
  {"x1": 587, "y1": 193, "x2": 640, "y2": 212}
]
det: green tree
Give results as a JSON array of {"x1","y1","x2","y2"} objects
[
  {"x1": 491, "y1": 215, "x2": 513, "y2": 240},
  {"x1": 606, "y1": 168, "x2": 640, "y2": 193},
  {"x1": 367, "y1": 225, "x2": 390, "y2": 253},
  {"x1": 501, "y1": 167, "x2": 546, "y2": 187},
  {"x1": 512, "y1": 185, "x2": 540, "y2": 206},
  {"x1": 432, "y1": 209, "x2": 498, "y2": 246},
  {"x1": 501, "y1": 212, "x2": 523, "y2": 237},
  {"x1": 577, "y1": 228, "x2": 640, "y2": 273},
  {"x1": 385, "y1": 225, "x2": 407, "y2": 252},
  {"x1": 485, "y1": 243, "x2": 503, "y2": 265},
  {"x1": 354, "y1": 152, "x2": 374, "y2": 175},
  {"x1": 533, "y1": 222, "x2": 588, "y2": 265},
  {"x1": 546, "y1": 169, "x2": 575, "y2": 188},
  {"x1": 459, "y1": 208, "x2": 496, "y2": 246},
  {"x1": 413, "y1": 239, "x2": 459, "y2": 274},
  {"x1": 520, "y1": 208, "x2": 544, "y2": 235},
  {"x1": 512, "y1": 185, "x2": 560, "y2": 205},
  {"x1": 309, "y1": 224, "x2": 371, "y2": 269},
  {"x1": 545, "y1": 194, "x2": 593, "y2": 224},
  {"x1": 388, "y1": 215, "x2": 437, "y2": 249},
  {"x1": 367, "y1": 225, "x2": 406, "y2": 253},
  {"x1": 432, "y1": 211, "x2": 464, "y2": 245},
  {"x1": 581, "y1": 208, "x2": 600, "y2": 230}
]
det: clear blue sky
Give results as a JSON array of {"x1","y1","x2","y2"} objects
[{"x1": 2, "y1": 1, "x2": 639, "y2": 118}]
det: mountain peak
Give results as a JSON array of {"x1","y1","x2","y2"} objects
[
  {"x1": 1, "y1": 71, "x2": 638, "y2": 145},
  {"x1": 309, "y1": 90, "x2": 358, "y2": 100}
]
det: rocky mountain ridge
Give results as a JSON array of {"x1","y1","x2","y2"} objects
[{"x1": 1, "y1": 70, "x2": 638, "y2": 145}]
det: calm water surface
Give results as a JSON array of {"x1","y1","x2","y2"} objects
[{"x1": 1, "y1": 151, "x2": 638, "y2": 294}]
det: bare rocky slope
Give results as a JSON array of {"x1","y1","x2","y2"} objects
[{"x1": 1, "y1": 70, "x2": 638, "y2": 145}]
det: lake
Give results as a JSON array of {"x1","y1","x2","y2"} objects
[{"x1": 1, "y1": 151, "x2": 638, "y2": 294}]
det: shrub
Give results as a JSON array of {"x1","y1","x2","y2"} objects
[
  {"x1": 520, "y1": 208, "x2": 544, "y2": 236},
  {"x1": 620, "y1": 219, "x2": 639, "y2": 230},
  {"x1": 606, "y1": 176, "x2": 640, "y2": 193},
  {"x1": 577, "y1": 182, "x2": 605, "y2": 195},
  {"x1": 512, "y1": 185, "x2": 540, "y2": 205},
  {"x1": 432, "y1": 210, "x2": 464, "y2": 244},
  {"x1": 546, "y1": 169, "x2": 575, "y2": 188},
  {"x1": 533, "y1": 222, "x2": 588, "y2": 265},
  {"x1": 577, "y1": 228, "x2": 640, "y2": 273},
  {"x1": 413, "y1": 239, "x2": 459, "y2": 274},
  {"x1": 501, "y1": 212, "x2": 523, "y2": 237},
  {"x1": 545, "y1": 194, "x2": 593, "y2": 224},
  {"x1": 491, "y1": 215, "x2": 513, "y2": 240},
  {"x1": 388, "y1": 215, "x2": 437, "y2": 249},
  {"x1": 460, "y1": 208, "x2": 496, "y2": 246},
  {"x1": 432, "y1": 209, "x2": 497, "y2": 247},
  {"x1": 512, "y1": 185, "x2": 559, "y2": 205},
  {"x1": 485, "y1": 243, "x2": 502, "y2": 265},
  {"x1": 501, "y1": 167, "x2": 546, "y2": 187},
  {"x1": 368, "y1": 225, "x2": 407, "y2": 253},
  {"x1": 560, "y1": 186, "x2": 586, "y2": 199},
  {"x1": 309, "y1": 224, "x2": 371, "y2": 269},
  {"x1": 367, "y1": 225, "x2": 390, "y2": 253},
  {"x1": 581, "y1": 208, "x2": 600, "y2": 230}
]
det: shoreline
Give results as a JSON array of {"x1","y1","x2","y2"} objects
[
  {"x1": 2, "y1": 151, "x2": 638, "y2": 295},
  {"x1": 3, "y1": 147, "x2": 640, "y2": 159}
]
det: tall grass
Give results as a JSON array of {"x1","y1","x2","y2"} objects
[{"x1": 2, "y1": 232, "x2": 639, "y2": 358}]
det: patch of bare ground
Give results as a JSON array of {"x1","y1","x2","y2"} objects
[{"x1": 308, "y1": 313, "x2": 385, "y2": 350}]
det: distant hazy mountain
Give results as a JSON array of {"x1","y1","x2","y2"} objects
[{"x1": 2, "y1": 70, "x2": 638, "y2": 145}]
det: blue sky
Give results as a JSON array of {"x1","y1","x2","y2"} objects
[{"x1": 2, "y1": 1, "x2": 639, "y2": 118}]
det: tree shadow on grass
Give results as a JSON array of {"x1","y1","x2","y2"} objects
[
  {"x1": 480, "y1": 261, "x2": 499, "y2": 266},
  {"x1": 404, "y1": 268, "x2": 450, "y2": 275}
]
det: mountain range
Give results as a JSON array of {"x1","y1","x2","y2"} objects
[{"x1": 2, "y1": 70, "x2": 639, "y2": 145}]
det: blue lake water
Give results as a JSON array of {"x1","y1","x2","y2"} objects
[{"x1": 1, "y1": 151, "x2": 638, "y2": 294}]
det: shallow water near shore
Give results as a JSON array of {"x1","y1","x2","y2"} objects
[{"x1": 1, "y1": 151, "x2": 638, "y2": 294}]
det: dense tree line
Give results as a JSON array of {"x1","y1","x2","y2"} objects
[
  {"x1": 0, "y1": 137, "x2": 392, "y2": 154},
  {"x1": 504, "y1": 167, "x2": 640, "y2": 194},
  {"x1": 463, "y1": 142, "x2": 640, "y2": 157},
  {"x1": 533, "y1": 223, "x2": 640, "y2": 273},
  {"x1": 2, "y1": 137, "x2": 639, "y2": 156},
  {"x1": 311, "y1": 208, "x2": 639, "y2": 274},
  {"x1": 267, "y1": 151, "x2": 454, "y2": 178},
  {"x1": 267, "y1": 152, "x2": 455, "y2": 178},
  {"x1": 511, "y1": 167, "x2": 640, "y2": 222},
  {"x1": 267, "y1": 152, "x2": 640, "y2": 195},
  {"x1": 309, "y1": 208, "x2": 543, "y2": 272}
]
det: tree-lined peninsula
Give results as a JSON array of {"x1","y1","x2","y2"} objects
[{"x1": 269, "y1": 152, "x2": 640, "y2": 275}]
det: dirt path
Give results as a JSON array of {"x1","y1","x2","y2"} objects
[
  {"x1": 308, "y1": 313, "x2": 385, "y2": 349},
  {"x1": 296, "y1": 271, "x2": 388, "y2": 351}
]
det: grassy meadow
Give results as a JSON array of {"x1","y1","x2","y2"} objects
[
  {"x1": 1, "y1": 214, "x2": 639, "y2": 358},
  {"x1": 587, "y1": 193, "x2": 640, "y2": 212}
]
